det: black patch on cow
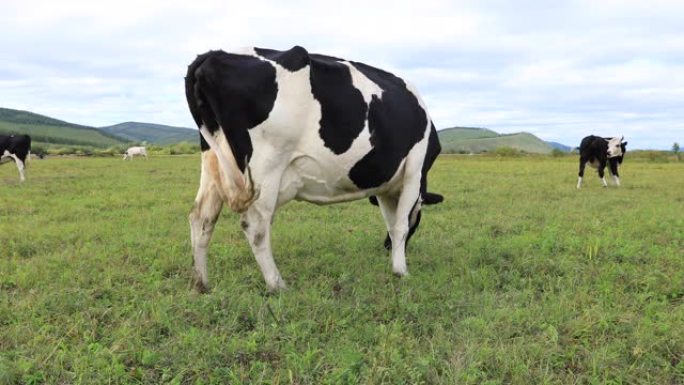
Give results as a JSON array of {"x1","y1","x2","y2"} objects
[
  {"x1": 420, "y1": 123, "x2": 442, "y2": 202},
  {"x1": 347, "y1": 61, "x2": 427, "y2": 189},
  {"x1": 368, "y1": 123, "x2": 443, "y2": 206},
  {"x1": 185, "y1": 51, "x2": 278, "y2": 171},
  {"x1": 255, "y1": 46, "x2": 310, "y2": 72},
  {"x1": 309, "y1": 56, "x2": 368, "y2": 155},
  {"x1": 0, "y1": 134, "x2": 31, "y2": 162}
]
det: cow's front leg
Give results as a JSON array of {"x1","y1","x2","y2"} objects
[
  {"x1": 598, "y1": 162, "x2": 608, "y2": 187},
  {"x1": 391, "y1": 188, "x2": 421, "y2": 276},
  {"x1": 608, "y1": 161, "x2": 621, "y2": 186},
  {"x1": 241, "y1": 205, "x2": 285, "y2": 291}
]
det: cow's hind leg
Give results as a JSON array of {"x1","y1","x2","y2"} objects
[
  {"x1": 188, "y1": 151, "x2": 224, "y2": 293},
  {"x1": 598, "y1": 161, "x2": 608, "y2": 187}
]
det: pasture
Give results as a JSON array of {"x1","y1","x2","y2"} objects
[{"x1": 1, "y1": 155, "x2": 682, "y2": 384}]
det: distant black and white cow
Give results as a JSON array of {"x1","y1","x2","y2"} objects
[
  {"x1": 185, "y1": 46, "x2": 442, "y2": 292},
  {"x1": 577, "y1": 135, "x2": 627, "y2": 188},
  {"x1": 123, "y1": 146, "x2": 147, "y2": 160},
  {"x1": 0, "y1": 134, "x2": 31, "y2": 182}
]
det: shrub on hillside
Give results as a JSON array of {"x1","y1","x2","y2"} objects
[
  {"x1": 167, "y1": 141, "x2": 201, "y2": 155},
  {"x1": 494, "y1": 146, "x2": 522, "y2": 157},
  {"x1": 551, "y1": 148, "x2": 567, "y2": 157}
]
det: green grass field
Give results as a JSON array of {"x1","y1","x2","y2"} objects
[{"x1": 1, "y1": 155, "x2": 682, "y2": 384}]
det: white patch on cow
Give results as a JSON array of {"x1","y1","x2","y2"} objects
[
  {"x1": 612, "y1": 175, "x2": 621, "y2": 186},
  {"x1": 577, "y1": 176, "x2": 583, "y2": 189},
  {"x1": 601, "y1": 177, "x2": 608, "y2": 187},
  {"x1": 343, "y1": 61, "x2": 384, "y2": 104},
  {"x1": 606, "y1": 136, "x2": 623, "y2": 158}
]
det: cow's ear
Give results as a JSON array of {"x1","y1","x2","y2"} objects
[{"x1": 622, "y1": 141, "x2": 628, "y2": 147}]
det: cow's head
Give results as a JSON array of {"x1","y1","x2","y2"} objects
[{"x1": 606, "y1": 136, "x2": 626, "y2": 158}]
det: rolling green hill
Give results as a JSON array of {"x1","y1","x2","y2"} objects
[
  {"x1": 99, "y1": 122, "x2": 198, "y2": 145},
  {"x1": 0, "y1": 108, "x2": 125, "y2": 148},
  {"x1": 438, "y1": 126, "x2": 555, "y2": 154}
]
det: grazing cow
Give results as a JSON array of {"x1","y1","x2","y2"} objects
[
  {"x1": 123, "y1": 146, "x2": 147, "y2": 160},
  {"x1": 185, "y1": 46, "x2": 442, "y2": 292},
  {"x1": 0, "y1": 134, "x2": 31, "y2": 182},
  {"x1": 577, "y1": 135, "x2": 627, "y2": 188}
]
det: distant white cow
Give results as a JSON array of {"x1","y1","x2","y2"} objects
[{"x1": 123, "y1": 146, "x2": 147, "y2": 160}]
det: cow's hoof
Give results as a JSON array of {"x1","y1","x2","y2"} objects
[
  {"x1": 392, "y1": 268, "x2": 408, "y2": 277},
  {"x1": 191, "y1": 274, "x2": 210, "y2": 294},
  {"x1": 266, "y1": 278, "x2": 287, "y2": 292}
]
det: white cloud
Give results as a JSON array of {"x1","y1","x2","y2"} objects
[{"x1": 0, "y1": 0, "x2": 682, "y2": 148}]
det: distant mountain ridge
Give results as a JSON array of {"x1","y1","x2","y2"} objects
[
  {"x1": 438, "y1": 126, "x2": 571, "y2": 154},
  {"x1": 2, "y1": 107, "x2": 573, "y2": 153},
  {"x1": 0, "y1": 107, "x2": 100, "y2": 130},
  {"x1": 546, "y1": 141, "x2": 573, "y2": 152},
  {"x1": 99, "y1": 122, "x2": 197, "y2": 145},
  {"x1": 0, "y1": 108, "x2": 126, "y2": 147},
  {"x1": 0, "y1": 107, "x2": 197, "y2": 147}
]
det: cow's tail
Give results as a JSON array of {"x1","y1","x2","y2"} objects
[
  {"x1": 185, "y1": 52, "x2": 215, "y2": 133},
  {"x1": 185, "y1": 52, "x2": 259, "y2": 213}
]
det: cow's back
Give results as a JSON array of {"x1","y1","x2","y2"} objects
[
  {"x1": 579, "y1": 135, "x2": 606, "y2": 158},
  {"x1": 188, "y1": 47, "x2": 434, "y2": 200}
]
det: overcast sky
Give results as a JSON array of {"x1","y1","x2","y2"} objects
[{"x1": 2, "y1": 0, "x2": 682, "y2": 149}]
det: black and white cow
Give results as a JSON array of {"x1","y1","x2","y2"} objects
[
  {"x1": 577, "y1": 135, "x2": 627, "y2": 188},
  {"x1": 0, "y1": 134, "x2": 31, "y2": 182},
  {"x1": 185, "y1": 46, "x2": 442, "y2": 292}
]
